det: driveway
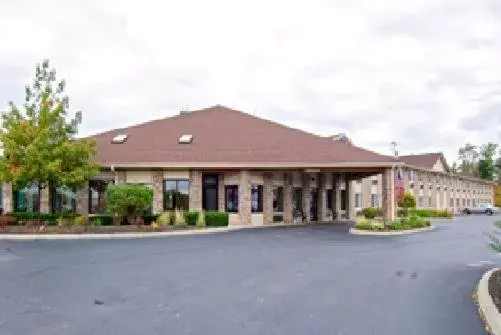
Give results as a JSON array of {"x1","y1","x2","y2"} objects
[{"x1": 0, "y1": 216, "x2": 499, "y2": 335}]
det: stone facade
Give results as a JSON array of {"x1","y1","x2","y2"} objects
[
  {"x1": 238, "y1": 170, "x2": 251, "y2": 225},
  {"x1": 218, "y1": 174, "x2": 225, "y2": 212},
  {"x1": 382, "y1": 168, "x2": 395, "y2": 222},
  {"x1": 76, "y1": 181, "x2": 89, "y2": 216},
  {"x1": 189, "y1": 170, "x2": 202, "y2": 212},
  {"x1": 152, "y1": 171, "x2": 163, "y2": 214},
  {"x1": 283, "y1": 172, "x2": 293, "y2": 224},
  {"x1": 318, "y1": 173, "x2": 327, "y2": 221},
  {"x1": 263, "y1": 172, "x2": 274, "y2": 224},
  {"x1": 2, "y1": 183, "x2": 13, "y2": 213},
  {"x1": 40, "y1": 187, "x2": 51, "y2": 214},
  {"x1": 301, "y1": 173, "x2": 310, "y2": 221}
]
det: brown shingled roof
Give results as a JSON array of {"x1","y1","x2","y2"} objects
[
  {"x1": 399, "y1": 153, "x2": 448, "y2": 170},
  {"x1": 86, "y1": 105, "x2": 396, "y2": 168}
]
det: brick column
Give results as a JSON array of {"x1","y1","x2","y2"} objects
[
  {"x1": 189, "y1": 170, "x2": 202, "y2": 211},
  {"x1": 238, "y1": 170, "x2": 251, "y2": 225},
  {"x1": 345, "y1": 176, "x2": 355, "y2": 220},
  {"x1": 283, "y1": 172, "x2": 293, "y2": 224},
  {"x1": 318, "y1": 173, "x2": 327, "y2": 221},
  {"x1": 301, "y1": 172, "x2": 310, "y2": 222},
  {"x1": 263, "y1": 172, "x2": 274, "y2": 224},
  {"x1": 152, "y1": 171, "x2": 163, "y2": 214},
  {"x1": 382, "y1": 168, "x2": 396, "y2": 223},
  {"x1": 76, "y1": 181, "x2": 89, "y2": 216},
  {"x1": 218, "y1": 174, "x2": 225, "y2": 212},
  {"x1": 40, "y1": 187, "x2": 51, "y2": 213},
  {"x1": 2, "y1": 183, "x2": 13, "y2": 213}
]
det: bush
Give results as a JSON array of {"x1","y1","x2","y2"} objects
[
  {"x1": 205, "y1": 211, "x2": 229, "y2": 227},
  {"x1": 106, "y1": 184, "x2": 153, "y2": 223},
  {"x1": 142, "y1": 214, "x2": 159, "y2": 225},
  {"x1": 157, "y1": 212, "x2": 171, "y2": 226},
  {"x1": 355, "y1": 217, "x2": 384, "y2": 231},
  {"x1": 74, "y1": 216, "x2": 86, "y2": 227},
  {"x1": 174, "y1": 209, "x2": 186, "y2": 226},
  {"x1": 361, "y1": 207, "x2": 380, "y2": 219},
  {"x1": 7, "y1": 212, "x2": 76, "y2": 225},
  {"x1": 196, "y1": 210, "x2": 206, "y2": 227},
  {"x1": 184, "y1": 212, "x2": 199, "y2": 226},
  {"x1": 398, "y1": 209, "x2": 453, "y2": 218},
  {"x1": 89, "y1": 215, "x2": 113, "y2": 226},
  {"x1": 487, "y1": 221, "x2": 501, "y2": 253},
  {"x1": 388, "y1": 216, "x2": 430, "y2": 230}
]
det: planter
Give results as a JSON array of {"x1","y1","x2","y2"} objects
[
  {"x1": 349, "y1": 226, "x2": 436, "y2": 236},
  {"x1": 477, "y1": 268, "x2": 501, "y2": 335}
]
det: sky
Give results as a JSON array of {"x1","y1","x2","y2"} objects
[{"x1": 1, "y1": 0, "x2": 501, "y2": 163}]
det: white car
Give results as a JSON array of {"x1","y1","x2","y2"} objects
[{"x1": 463, "y1": 203, "x2": 498, "y2": 215}]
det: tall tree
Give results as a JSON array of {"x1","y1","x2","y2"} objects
[
  {"x1": 478, "y1": 142, "x2": 498, "y2": 180},
  {"x1": 456, "y1": 143, "x2": 479, "y2": 178},
  {"x1": 0, "y1": 59, "x2": 98, "y2": 212}
]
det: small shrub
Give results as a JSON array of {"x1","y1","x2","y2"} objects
[
  {"x1": 205, "y1": 211, "x2": 229, "y2": 227},
  {"x1": 142, "y1": 214, "x2": 159, "y2": 225},
  {"x1": 93, "y1": 217, "x2": 103, "y2": 227},
  {"x1": 157, "y1": 212, "x2": 171, "y2": 226},
  {"x1": 361, "y1": 207, "x2": 380, "y2": 219},
  {"x1": 74, "y1": 216, "x2": 86, "y2": 226},
  {"x1": 196, "y1": 210, "x2": 206, "y2": 227},
  {"x1": 355, "y1": 217, "x2": 384, "y2": 231},
  {"x1": 487, "y1": 221, "x2": 501, "y2": 253},
  {"x1": 174, "y1": 209, "x2": 186, "y2": 226},
  {"x1": 151, "y1": 221, "x2": 159, "y2": 230},
  {"x1": 89, "y1": 215, "x2": 113, "y2": 226},
  {"x1": 184, "y1": 212, "x2": 199, "y2": 226}
]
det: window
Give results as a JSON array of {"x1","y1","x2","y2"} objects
[
  {"x1": 456, "y1": 198, "x2": 459, "y2": 207},
  {"x1": 450, "y1": 198, "x2": 454, "y2": 207},
  {"x1": 163, "y1": 180, "x2": 189, "y2": 211},
  {"x1": 409, "y1": 170, "x2": 414, "y2": 181},
  {"x1": 410, "y1": 182, "x2": 414, "y2": 188},
  {"x1": 462, "y1": 199, "x2": 466, "y2": 206},
  {"x1": 472, "y1": 199, "x2": 476, "y2": 206},
  {"x1": 419, "y1": 196, "x2": 423, "y2": 207},
  {"x1": 326, "y1": 189, "x2": 333, "y2": 211},
  {"x1": 111, "y1": 134, "x2": 128, "y2": 143},
  {"x1": 428, "y1": 197, "x2": 432, "y2": 207},
  {"x1": 251, "y1": 185, "x2": 263, "y2": 213},
  {"x1": 202, "y1": 174, "x2": 219, "y2": 211},
  {"x1": 225, "y1": 185, "x2": 238, "y2": 213},
  {"x1": 371, "y1": 194, "x2": 378, "y2": 207},
  {"x1": 371, "y1": 179, "x2": 378, "y2": 185},
  {"x1": 178, "y1": 134, "x2": 193, "y2": 144},
  {"x1": 51, "y1": 186, "x2": 76, "y2": 213},
  {"x1": 420, "y1": 184, "x2": 424, "y2": 190},
  {"x1": 340, "y1": 190, "x2": 347, "y2": 210},
  {"x1": 356, "y1": 179, "x2": 362, "y2": 184},
  {"x1": 293, "y1": 188, "x2": 302, "y2": 212},
  {"x1": 273, "y1": 187, "x2": 284, "y2": 212},
  {"x1": 355, "y1": 193, "x2": 362, "y2": 208},
  {"x1": 14, "y1": 184, "x2": 40, "y2": 212},
  {"x1": 89, "y1": 179, "x2": 114, "y2": 214}
]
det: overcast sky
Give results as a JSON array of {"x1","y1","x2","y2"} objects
[{"x1": 1, "y1": 0, "x2": 500, "y2": 162}]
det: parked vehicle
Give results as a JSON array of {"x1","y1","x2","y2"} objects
[{"x1": 462, "y1": 203, "x2": 498, "y2": 215}]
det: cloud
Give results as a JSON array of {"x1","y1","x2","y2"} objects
[{"x1": 1, "y1": 0, "x2": 501, "y2": 164}]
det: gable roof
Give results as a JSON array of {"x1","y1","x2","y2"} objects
[
  {"x1": 85, "y1": 105, "x2": 396, "y2": 168},
  {"x1": 399, "y1": 152, "x2": 448, "y2": 171}
]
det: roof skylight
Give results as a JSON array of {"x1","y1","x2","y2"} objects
[
  {"x1": 178, "y1": 134, "x2": 193, "y2": 144},
  {"x1": 111, "y1": 134, "x2": 128, "y2": 144}
]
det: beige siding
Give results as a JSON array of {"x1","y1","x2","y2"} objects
[
  {"x1": 163, "y1": 170, "x2": 189, "y2": 179},
  {"x1": 126, "y1": 171, "x2": 153, "y2": 184}
]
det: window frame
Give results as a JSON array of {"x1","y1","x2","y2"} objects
[
  {"x1": 163, "y1": 179, "x2": 190, "y2": 211},
  {"x1": 225, "y1": 185, "x2": 239, "y2": 213},
  {"x1": 251, "y1": 185, "x2": 263, "y2": 213}
]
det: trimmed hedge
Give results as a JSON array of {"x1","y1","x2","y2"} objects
[
  {"x1": 184, "y1": 212, "x2": 199, "y2": 226},
  {"x1": 205, "y1": 211, "x2": 229, "y2": 227},
  {"x1": 273, "y1": 214, "x2": 284, "y2": 222},
  {"x1": 355, "y1": 216, "x2": 430, "y2": 231},
  {"x1": 89, "y1": 215, "x2": 114, "y2": 226},
  {"x1": 361, "y1": 207, "x2": 380, "y2": 219},
  {"x1": 397, "y1": 209, "x2": 453, "y2": 218}
]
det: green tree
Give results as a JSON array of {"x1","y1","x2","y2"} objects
[
  {"x1": 106, "y1": 184, "x2": 153, "y2": 223},
  {"x1": 0, "y1": 59, "x2": 98, "y2": 211},
  {"x1": 456, "y1": 143, "x2": 479, "y2": 178},
  {"x1": 478, "y1": 143, "x2": 498, "y2": 181},
  {"x1": 398, "y1": 192, "x2": 416, "y2": 217}
]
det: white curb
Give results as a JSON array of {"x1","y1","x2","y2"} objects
[
  {"x1": 478, "y1": 268, "x2": 501, "y2": 335},
  {"x1": 348, "y1": 226, "x2": 436, "y2": 236}
]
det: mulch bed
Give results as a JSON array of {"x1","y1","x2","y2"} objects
[
  {"x1": 0, "y1": 225, "x2": 206, "y2": 234},
  {"x1": 489, "y1": 268, "x2": 501, "y2": 314}
]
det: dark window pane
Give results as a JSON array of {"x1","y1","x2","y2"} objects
[
  {"x1": 163, "y1": 180, "x2": 189, "y2": 211},
  {"x1": 326, "y1": 189, "x2": 333, "y2": 211},
  {"x1": 202, "y1": 174, "x2": 219, "y2": 211},
  {"x1": 251, "y1": 185, "x2": 263, "y2": 213},
  {"x1": 273, "y1": 187, "x2": 284, "y2": 212},
  {"x1": 15, "y1": 184, "x2": 39, "y2": 212},
  {"x1": 340, "y1": 190, "x2": 346, "y2": 210},
  {"x1": 51, "y1": 186, "x2": 76, "y2": 213},
  {"x1": 225, "y1": 185, "x2": 238, "y2": 212}
]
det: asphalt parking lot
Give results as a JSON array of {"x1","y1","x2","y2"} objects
[{"x1": 0, "y1": 216, "x2": 499, "y2": 335}]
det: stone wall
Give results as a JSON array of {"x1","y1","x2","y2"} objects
[
  {"x1": 189, "y1": 170, "x2": 202, "y2": 212},
  {"x1": 152, "y1": 171, "x2": 163, "y2": 214},
  {"x1": 238, "y1": 170, "x2": 251, "y2": 225},
  {"x1": 263, "y1": 172, "x2": 274, "y2": 224}
]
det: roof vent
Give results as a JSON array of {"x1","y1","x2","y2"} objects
[
  {"x1": 111, "y1": 134, "x2": 128, "y2": 144},
  {"x1": 178, "y1": 134, "x2": 193, "y2": 144}
]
